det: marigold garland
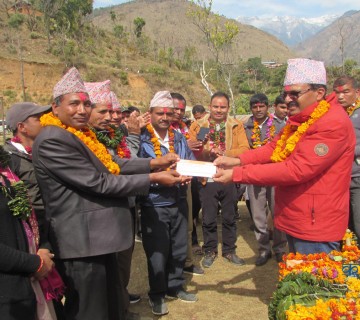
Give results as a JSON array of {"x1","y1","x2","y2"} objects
[
  {"x1": 251, "y1": 114, "x2": 276, "y2": 148},
  {"x1": 40, "y1": 112, "x2": 120, "y2": 175},
  {"x1": 271, "y1": 99, "x2": 331, "y2": 162},
  {"x1": 346, "y1": 98, "x2": 360, "y2": 117},
  {"x1": 276, "y1": 241, "x2": 360, "y2": 320},
  {"x1": 146, "y1": 123, "x2": 175, "y2": 158},
  {"x1": 171, "y1": 120, "x2": 190, "y2": 140}
]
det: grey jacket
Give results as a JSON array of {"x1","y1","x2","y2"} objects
[{"x1": 33, "y1": 126, "x2": 151, "y2": 259}]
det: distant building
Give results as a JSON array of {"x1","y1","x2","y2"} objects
[{"x1": 261, "y1": 61, "x2": 283, "y2": 69}]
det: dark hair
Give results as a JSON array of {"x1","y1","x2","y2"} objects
[
  {"x1": 210, "y1": 91, "x2": 230, "y2": 105},
  {"x1": 309, "y1": 84, "x2": 327, "y2": 100},
  {"x1": 192, "y1": 104, "x2": 205, "y2": 115},
  {"x1": 274, "y1": 95, "x2": 285, "y2": 105},
  {"x1": 333, "y1": 75, "x2": 359, "y2": 90},
  {"x1": 128, "y1": 106, "x2": 140, "y2": 113},
  {"x1": 170, "y1": 92, "x2": 186, "y2": 106},
  {"x1": 249, "y1": 93, "x2": 268, "y2": 107},
  {"x1": 54, "y1": 95, "x2": 64, "y2": 106}
]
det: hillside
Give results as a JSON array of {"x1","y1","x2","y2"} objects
[
  {"x1": 92, "y1": 0, "x2": 293, "y2": 63},
  {"x1": 295, "y1": 10, "x2": 360, "y2": 65},
  {"x1": 0, "y1": 0, "x2": 295, "y2": 113}
]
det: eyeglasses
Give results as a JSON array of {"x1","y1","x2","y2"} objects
[{"x1": 282, "y1": 88, "x2": 312, "y2": 100}]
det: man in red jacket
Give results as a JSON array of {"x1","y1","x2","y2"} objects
[{"x1": 213, "y1": 58, "x2": 355, "y2": 255}]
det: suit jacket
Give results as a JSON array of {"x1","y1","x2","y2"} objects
[{"x1": 32, "y1": 126, "x2": 151, "y2": 259}]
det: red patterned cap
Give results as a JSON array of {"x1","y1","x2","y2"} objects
[
  {"x1": 284, "y1": 58, "x2": 326, "y2": 86},
  {"x1": 84, "y1": 80, "x2": 112, "y2": 105},
  {"x1": 110, "y1": 91, "x2": 121, "y2": 110},
  {"x1": 53, "y1": 67, "x2": 87, "y2": 99},
  {"x1": 150, "y1": 91, "x2": 174, "y2": 108}
]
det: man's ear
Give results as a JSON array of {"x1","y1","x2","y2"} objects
[
  {"x1": 316, "y1": 87, "x2": 327, "y2": 101},
  {"x1": 17, "y1": 122, "x2": 26, "y2": 134},
  {"x1": 51, "y1": 102, "x2": 58, "y2": 116}
]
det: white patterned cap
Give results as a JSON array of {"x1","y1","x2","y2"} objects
[
  {"x1": 84, "y1": 80, "x2": 112, "y2": 105},
  {"x1": 284, "y1": 58, "x2": 327, "y2": 86},
  {"x1": 150, "y1": 91, "x2": 174, "y2": 108},
  {"x1": 53, "y1": 67, "x2": 87, "y2": 99},
  {"x1": 110, "y1": 91, "x2": 121, "y2": 110}
]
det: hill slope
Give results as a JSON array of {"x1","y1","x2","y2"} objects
[
  {"x1": 295, "y1": 10, "x2": 360, "y2": 65},
  {"x1": 92, "y1": 0, "x2": 293, "y2": 63}
]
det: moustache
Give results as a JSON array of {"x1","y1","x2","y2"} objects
[{"x1": 287, "y1": 101, "x2": 299, "y2": 108}]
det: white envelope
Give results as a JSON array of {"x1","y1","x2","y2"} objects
[{"x1": 176, "y1": 159, "x2": 216, "y2": 178}]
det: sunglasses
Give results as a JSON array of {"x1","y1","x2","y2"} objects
[{"x1": 282, "y1": 88, "x2": 311, "y2": 100}]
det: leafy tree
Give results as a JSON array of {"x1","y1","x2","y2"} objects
[{"x1": 133, "y1": 17, "x2": 145, "y2": 38}]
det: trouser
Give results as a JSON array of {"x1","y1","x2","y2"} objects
[
  {"x1": 191, "y1": 178, "x2": 201, "y2": 246},
  {"x1": 199, "y1": 182, "x2": 237, "y2": 255},
  {"x1": 141, "y1": 205, "x2": 187, "y2": 300},
  {"x1": 286, "y1": 235, "x2": 340, "y2": 254},
  {"x1": 247, "y1": 185, "x2": 287, "y2": 256},
  {"x1": 56, "y1": 253, "x2": 125, "y2": 320},
  {"x1": 349, "y1": 176, "x2": 360, "y2": 240},
  {"x1": 184, "y1": 186, "x2": 194, "y2": 268}
]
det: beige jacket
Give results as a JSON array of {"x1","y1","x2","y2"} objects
[{"x1": 189, "y1": 114, "x2": 250, "y2": 161}]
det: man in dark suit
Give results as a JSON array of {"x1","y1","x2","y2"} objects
[{"x1": 32, "y1": 67, "x2": 185, "y2": 320}]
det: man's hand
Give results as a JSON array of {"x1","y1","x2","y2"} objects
[
  {"x1": 139, "y1": 112, "x2": 151, "y2": 129},
  {"x1": 150, "y1": 153, "x2": 180, "y2": 170},
  {"x1": 213, "y1": 156, "x2": 241, "y2": 169},
  {"x1": 187, "y1": 140, "x2": 203, "y2": 151},
  {"x1": 213, "y1": 168, "x2": 234, "y2": 184},
  {"x1": 210, "y1": 147, "x2": 224, "y2": 158},
  {"x1": 34, "y1": 249, "x2": 55, "y2": 280},
  {"x1": 149, "y1": 170, "x2": 185, "y2": 186},
  {"x1": 127, "y1": 112, "x2": 141, "y2": 135}
]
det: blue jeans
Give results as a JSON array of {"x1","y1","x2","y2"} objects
[{"x1": 286, "y1": 235, "x2": 340, "y2": 254}]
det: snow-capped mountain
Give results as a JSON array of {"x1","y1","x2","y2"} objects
[{"x1": 237, "y1": 15, "x2": 339, "y2": 47}]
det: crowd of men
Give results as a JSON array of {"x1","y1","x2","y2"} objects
[{"x1": 0, "y1": 57, "x2": 359, "y2": 320}]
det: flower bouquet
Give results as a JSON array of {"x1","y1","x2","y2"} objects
[{"x1": 269, "y1": 231, "x2": 360, "y2": 320}]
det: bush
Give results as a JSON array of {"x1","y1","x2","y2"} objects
[
  {"x1": 146, "y1": 66, "x2": 166, "y2": 76},
  {"x1": 30, "y1": 32, "x2": 43, "y2": 39},
  {"x1": 118, "y1": 71, "x2": 128, "y2": 85}
]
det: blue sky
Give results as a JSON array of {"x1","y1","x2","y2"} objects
[{"x1": 93, "y1": 0, "x2": 360, "y2": 19}]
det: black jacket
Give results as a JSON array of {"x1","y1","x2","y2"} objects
[
  {"x1": 0, "y1": 190, "x2": 40, "y2": 319},
  {"x1": 4, "y1": 141, "x2": 50, "y2": 250}
]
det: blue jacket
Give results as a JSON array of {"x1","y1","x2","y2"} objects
[{"x1": 138, "y1": 128, "x2": 195, "y2": 207}]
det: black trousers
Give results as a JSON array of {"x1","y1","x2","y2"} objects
[
  {"x1": 56, "y1": 251, "x2": 129, "y2": 320},
  {"x1": 199, "y1": 182, "x2": 238, "y2": 255},
  {"x1": 141, "y1": 206, "x2": 187, "y2": 300}
]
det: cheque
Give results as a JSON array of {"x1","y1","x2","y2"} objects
[{"x1": 176, "y1": 159, "x2": 217, "y2": 178}]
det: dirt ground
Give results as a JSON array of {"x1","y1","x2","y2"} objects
[{"x1": 127, "y1": 202, "x2": 281, "y2": 320}]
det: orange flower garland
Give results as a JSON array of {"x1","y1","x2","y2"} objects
[
  {"x1": 271, "y1": 99, "x2": 331, "y2": 162},
  {"x1": 40, "y1": 112, "x2": 120, "y2": 175},
  {"x1": 146, "y1": 124, "x2": 175, "y2": 158},
  {"x1": 172, "y1": 120, "x2": 190, "y2": 140},
  {"x1": 251, "y1": 114, "x2": 276, "y2": 148},
  {"x1": 346, "y1": 98, "x2": 360, "y2": 117}
]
